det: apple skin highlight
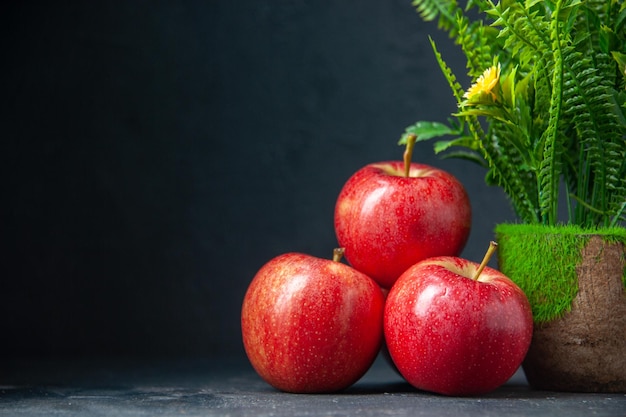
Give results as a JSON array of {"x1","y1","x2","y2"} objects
[
  {"x1": 334, "y1": 161, "x2": 471, "y2": 289},
  {"x1": 241, "y1": 252, "x2": 385, "y2": 393},
  {"x1": 384, "y1": 256, "x2": 533, "y2": 396}
]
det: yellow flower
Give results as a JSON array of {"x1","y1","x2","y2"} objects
[{"x1": 464, "y1": 63, "x2": 501, "y2": 101}]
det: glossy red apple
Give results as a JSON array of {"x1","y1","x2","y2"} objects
[
  {"x1": 384, "y1": 242, "x2": 533, "y2": 396},
  {"x1": 241, "y1": 249, "x2": 385, "y2": 393},
  {"x1": 334, "y1": 135, "x2": 471, "y2": 289}
]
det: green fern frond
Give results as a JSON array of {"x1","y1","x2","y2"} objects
[
  {"x1": 560, "y1": 1, "x2": 626, "y2": 226},
  {"x1": 412, "y1": 0, "x2": 459, "y2": 34},
  {"x1": 456, "y1": 14, "x2": 499, "y2": 78},
  {"x1": 429, "y1": 37, "x2": 467, "y2": 102},
  {"x1": 488, "y1": 1, "x2": 551, "y2": 65},
  {"x1": 485, "y1": 120, "x2": 541, "y2": 223},
  {"x1": 403, "y1": 0, "x2": 626, "y2": 227},
  {"x1": 610, "y1": 201, "x2": 626, "y2": 227},
  {"x1": 537, "y1": 0, "x2": 566, "y2": 225}
]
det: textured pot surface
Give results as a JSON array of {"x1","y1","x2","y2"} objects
[
  {"x1": 520, "y1": 236, "x2": 626, "y2": 392},
  {"x1": 521, "y1": 236, "x2": 626, "y2": 392}
]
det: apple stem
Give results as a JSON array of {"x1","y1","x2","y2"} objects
[
  {"x1": 333, "y1": 248, "x2": 345, "y2": 263},
  {"x1": 472, "y1": 241, "x2": 498, "y2": 281},
  {"x1": 403, "y1": 133, "x2": 417, "y2": 178}
]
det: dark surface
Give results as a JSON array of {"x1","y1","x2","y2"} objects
[{"x1": 1, "y1": 356, "x2": 625, "y2": 416}]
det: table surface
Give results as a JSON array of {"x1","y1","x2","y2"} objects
[{"x1": 1, "y1": 355, "x2": 625, "y2": 417}]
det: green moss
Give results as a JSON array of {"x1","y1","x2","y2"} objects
[{"x1": 495, "y1": 223, "x2": 626, "y2": 323}]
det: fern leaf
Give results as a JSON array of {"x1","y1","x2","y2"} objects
[
  {"x1": 412, "y1": 0, "x2": 459, "y2": 33},
  {"x1": 485, "y1": 120, "x2": 541, "y2": 223},
  {"x1": 560, "y1": 3, "x2": 626, "y2": 225},
  {"x1": 537, "y1": 0, "x2": 566, "y2": 225},
  {"x1": 456, "y1": 14, "x2": 500, "y2": 78},
  {"x1": 429, "y1": 37, "x2": 467, "y2": 102}
]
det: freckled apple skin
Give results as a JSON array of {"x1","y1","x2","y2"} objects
[
  {"x1": 384, "y1": 256, "x2": 533, "y2": 396},
  {"x1": 334, "y1": 161, "x2": 471, "y2": 289},
  {"x1": 241, "y1": 253, "x2": 385, "y2": 393}
]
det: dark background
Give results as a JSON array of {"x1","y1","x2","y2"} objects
[{"x1": 1, "y1": 1, "x2": 515, "y2": 360}]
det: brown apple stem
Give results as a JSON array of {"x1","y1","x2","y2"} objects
[
  {"x1": 333, "y1": 248, "x2": 345, "y2": 263},
  {"x1": 403, "y1": 133, "x2": 417, "y2": 178},
  {"x1": 472, "y1": 241, "x2": 498, "y2": 281}
]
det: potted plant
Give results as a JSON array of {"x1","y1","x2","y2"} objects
[{"x1": 401, "y1": 0, "x2": 626, "y2": 392}]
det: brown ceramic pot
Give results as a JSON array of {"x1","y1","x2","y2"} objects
[
  {"x1": 496, "y1": 225, "x2": 626, "y2": 393},
  {"x1": 521, "y1": 236, "x2": 626, "y2": 392}
]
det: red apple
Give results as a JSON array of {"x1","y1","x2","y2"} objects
[
  {"x1": 241, "y1": 249, "x2": 385, "y2": 393},
  {"x1": 334, "y1": 138, "x2": 471, "y2": 288},
  {"x1": 384, "y1": 242, "x2": 533, "y2": 396}
]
